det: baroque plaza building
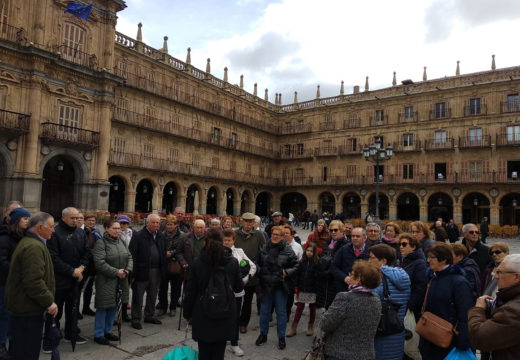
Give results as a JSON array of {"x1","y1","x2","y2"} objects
[{"x1": 0, "y1": 0, "x2": 520, "y2": 225}]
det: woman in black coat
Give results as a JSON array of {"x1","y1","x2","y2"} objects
[
  {"x1": 183, "y1": 229, "x2": 243, "y2": 360},
  {"x1": 419, "y1": 243, "x2": 474, "y2": 360}
]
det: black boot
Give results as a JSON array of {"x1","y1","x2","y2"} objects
[{"x1": 122, "y1": 304, "x2": 130, "y2": 322}]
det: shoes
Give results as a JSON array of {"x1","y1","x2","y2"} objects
[
  {"x1": 42, "y1": 346, "x2": 52, "y2": 354},
  {"x1": 104, "y1": 333, "x2": 119, "y2": 341},
  {"x1": 157, "y1": 309, "x2": 167, "y2": 317},
  {"x1": 77, "y1": 312, "x2": 84, "y2": 320},
  {"x1": 169, "y1": 309, "x2": 176, "y2": 317},
  {"x1": 82, "y1": 308, "x2": 96, "y2": 316},
  {"x1": 144, "y1": 318, "x2": 162, "y2": 324},
  {"x1": 63, "y1": 335, "x2": 87, "y2": 344},
  {"x1": 131, "y1": 321, "x2": 142, "y2": 330},
  {"x1": 255, "y1": 333, "x2": 267, "y2": 346},
  {"x1": 286, "y1": 323, "x2": 297, "y2": 337},
  {"x1": 230, "y1": 345, "x2": 244, "y2": 356},
  {"x1": 278, "y1": 337, "x2": 286, "y2": 350},
  {"x1": 306, "y1": 322, "x2": 314, "y2": 336},
  {"x1": 122, "y1": 311, "x2": 131, "y2": 322},
  {"x1": 239, "y1": 326, "x2": 247, "y2": 334},
  {"x1": 94, "y1": 336, "x2": 109, "y2": 345},
  {"x1": 155, "y1": 303, "x2": 162, "y2": 310}
]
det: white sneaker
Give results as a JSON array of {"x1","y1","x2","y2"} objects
[{"x1": 231, "y1": 345, "x2": 244, "y2": 356}]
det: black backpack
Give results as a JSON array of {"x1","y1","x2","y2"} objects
[{"x1": 200, "y1": 266, "x2": 235, "y2": 319}]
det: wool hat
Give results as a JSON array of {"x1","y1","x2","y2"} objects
[
  {"x1": 116, "y1": 214, "x2": 131, "y2": 224},
  {"x1": 272, "y1": 211, "x2": 282, "y2": 217},
  {"x1": 9, "y1": 207, "x2": 31, "y2": 225}
]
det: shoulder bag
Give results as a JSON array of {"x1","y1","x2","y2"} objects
[
  {"x1": 376, "y1": 274, "x2": 404, "y2": 336},
  {"x1": 415, "y1": 280, "x2": 458, "y2": 348}
]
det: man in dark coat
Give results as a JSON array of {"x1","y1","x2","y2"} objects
[
  {"x1": 480, "y1": 217, "x2": 489, "y2": 244},
  {"x1": 45, "y1": 207, "x2": 90, "y2": 346},
  {"x1": 447, "y1": 219, "x2": 460, "y2": 243},
  {"x1": 176, "y1": 218, "x2": 206, "y2": 270},
  {"x1": 461, "y1": 223, "x2": 492, "y2": 274},
  {"x1": 129, "y1": 214, "x2": 167, "y2": 329},
  {"x1": 6, "y1": 212, "x2": 58, "y2": 360}
]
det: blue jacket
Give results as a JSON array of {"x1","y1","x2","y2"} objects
[
  {"x1": 455, "y1": 257, "x2": 481, "y2": 301},
  {"x1": 330, "y1": 243, "x2": 370, "y2": 292},
  {"x1": 374, "y1": 266, "x2": 411, "y2": 360},
  {"x1": 419, "y1": 265, "x2": 474, "y2": 360},
  {"x1": 400, "y1": 249, "x2": 428, "y2": 316}
]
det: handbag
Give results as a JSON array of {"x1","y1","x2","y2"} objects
[
  {"x1": 403, "y1": 309, "x2": 422, "y2": 360},
  {"x1": 167, "y1": 251, "x2": 182, "y2": 275},
  {"x1": 415, "y1": 281, "x2": 458, "y2": 348},
  {"x1": 302, "y1": 335, "x2": 325, "y2": 360},
  {"x1": 376, "y1": 274, "x2": 404, "y2": 336}
]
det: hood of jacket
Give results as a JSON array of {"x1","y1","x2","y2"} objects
[
  {"x1": 456, "y1": 257, "x2": 480, "y2": 274},
  {"x1": 381, "y1": 265, "x2": 411, "y2": 291}
]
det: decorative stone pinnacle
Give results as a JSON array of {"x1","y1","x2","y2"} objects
[
  {"x1": 294, "y1": 91, "x2": 298, "y2": 103},
  {"x1": 492, "y1": 55, "x2": 496, "y2": 70},
  {"x1": 423, "y1": 66, "x2": 427, "y2": 81},
  {"x1": 186, "y1": 47, "x2": 191, "y2": 65},
  {"x1": 456, "y1": 60, "x2": 460, "y2": 76},
  {"x1": 392, "y1": 72, "x2": 396, "y2": 86},
  {"x1": 340, "y1": 81, "x2": 344, "y2": 95},
  {"x1": 316, "y1": 85, "x2": 320, "y2": 99},
  {"x1": 137, "y1": 22, "x2": 143, "y2": 42},
  {"x1": 223, "y1": 67, "x2": 228, "y2": 82},
  {"x1": 365, "y1": 76, "x2": 369, "y2": 91},
  {"x1": 240, "y1": 75, "x2": 244, "y2": 89},
  {"x1": 254, "y1": 83, "x2": 257, "y2": 96},
  {"x1": 162, "y1": 36, "x2": 168, "y2": 53},
  {"x1": 206, "y1": 58, "x2": 211, "y2": 74}
]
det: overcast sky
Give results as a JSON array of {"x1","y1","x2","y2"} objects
[{"x1": 115, "y1": 0, "x2": 520, "y2": 104}]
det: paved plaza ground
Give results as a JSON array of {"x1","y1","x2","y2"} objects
[{"x1": 46, "y1": 226, "x2": 519, "y2": 359}]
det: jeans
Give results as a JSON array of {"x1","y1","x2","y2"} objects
[
  {"x1": 94, "y1": 307, "x2": 117, "y2": 337},
  {"x1": 259, "y1": 288, "x2": 287, "y2": 339},
  {"x1": 0, "y1": 286, "x2": 11, "y2": 343}
]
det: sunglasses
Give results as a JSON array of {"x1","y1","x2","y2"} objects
[
  {"x1": 330, "y1": 228, "x2": 339, "y2": 232},
  {"x1": 399, "y1": 242, "x2": 409, "y2": 247},
  {"x1": 468, "y1": 231, "x2": 479, "y2": 235},
  {"x1": 490, "y1": 250, "x2": 503, "y2": 256}
]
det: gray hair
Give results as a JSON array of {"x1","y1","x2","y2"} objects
[
  {"x1": 174, "y1": 207, "x2": 185, "y2": 212},
  {"x1": 503, "y1": 254, "x2": 520, "y2": 273},
  {"x1": 462, "y1": 223, "x2": 477, "y2": 233},
  {"x1": 353, "y1": 227, "x2": 366, "y2": 236},
  {"x1": 62, "y1": 207, "x2": 77, "y2": 217},
  {"x1": 210, "y1": 218, "x2": 221, "y2": 225},
  {"x1": 146, "y1": 214, "x2": 160, "y2": 223},
  {"x1": 254, "y1": 215, "x2": 261, "y2": 223},
  {"x1": 5, "y1": 200, "x2": 22, "y2": 211},
  {"x1": 366, "y1": 222, "x2": 381, "y2": 232},
  {"x1": 317, "y1": 219, "x2": 326, "y2": 226},
  {"x1": 28, "y1": 212, "x2": 53, "y2": 229},
  {"x1": 193, "y1": 219, "x2": 205, "y2": 227}
]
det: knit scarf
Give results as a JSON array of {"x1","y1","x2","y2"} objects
[
  {"x1": 383, "y1": 235, "x2": 397, "y2": 244},
  {"x1": 349, "y1": 284, "x2": 373, "y2": 293}
]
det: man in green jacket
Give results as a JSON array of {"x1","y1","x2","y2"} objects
[{"x1": 6, "y1": 212, "x2": 58, "y2": 360}]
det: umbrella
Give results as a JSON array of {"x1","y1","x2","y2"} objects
[
  {"x1": 70, "y1": 283, "x2": 80, "y2": 352},
  {"x1": 162, "y1": 323, "x2": 198, "y2": 360},
  {"x1": 46, "y1": 313, "x2": 62, "y2": 360},
  {"x1": 177, "y1": 269, "x2": 187, "y2": 331},
  {"x1": 115, "y1": 279, "x2": 123, "y2": 344}
]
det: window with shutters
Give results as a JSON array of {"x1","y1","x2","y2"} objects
[
  {"x1": 296, "y1": 143, "x2": 304, "y2": 155},
  {"x1": 168, "y1": 148, "x2": 178, "y2": 162},
  {"x1": 403, "y1": 133, "x2": 414, "y2": 147},
  {"x1": 346, "y1": 165, "x2": 357, "y2": 177},
  {"x1": 113, "y1": 137, "x2": 125, "y2": 153},
  {"x1": 295, "y1": 168, "x2": 304, "y2": 180},
  {"x1": 434, "y1": 130, "x2": 447, "y2": 144},
  {"x1": 323, "y1": 167, "x2": 328, "y2": 182},
  {"x1": 373, "y1": 165, "x2": 384, "y2": 182},
  {"x1": 347, "y1": 138, "x2": 357, "y2": 152},
  {"x1": 213, "y1": 127, "x2": 220, "y2": 143},
  {"x1": 145, "y1": 107, "x2": 155, "y2": 124},
  {"x1": 230, "y1": 132, "x2": 237, "y2": 147},
  {"x1": 62, "y1": 22, "x2": 86, "y2": 64},
  {"x1": 469, "y1": 98, "x2": 481, "y2": 115},
  {"x1": 435, "y1": 102, "x2": 446, "y2": 118},
  {"x1": 245, "y1": 163, "x2": 251, "y2": 173},
  {"x1": 375, "y1": 110, "x2": 384, "y2": 122},
  {"x1": 192, "y1": 154, "x2": 200, "y2": 167},
  {"x1": 468, "y1": 127, "x2": 482, "y2": 143},
  {"x1": 143, "y1": 144, "x2": 154, "y2": 159},
  {"x1": 469, "y1": 161, "x2": 482, "y2": 179},
  {"x1": 284, "y1": 144, "x2": 291, "y2": 156},
  {"x1": 507, "y1": 161, "x2": 520, "y2": 180},
  {"x1": 211, "y1": 157, "x2": 219, "y2": 169},
  {"x1": 507, "y1": 125, "x2": 520, "y2": 142},
  {"x1": 404, "y1": 106, "x2": 414, "y2": 119},
  {"x1": 116, "y1": 60, "x2": 128, "y2": 78},
  {"x1": 58, "y1": 104, "x2": 81, "y2": 141},
  {"x1": 403, "y1": 164, "x2": 414, "y2": 179},
  {"x1": 147, "y1": 71, "x2": 155, "y2": 90},
  {"x1": 259, "y1": 166, "x2": 264, "y2": 178},
  {"x1": 507, "y1": 94, "x2": 519, "y2": 112}
]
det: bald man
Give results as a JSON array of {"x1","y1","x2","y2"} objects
[{"x1": 176, "y1": 219, "x2": 206, "y2": 271}]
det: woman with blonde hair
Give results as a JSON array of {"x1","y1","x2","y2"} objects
[
  {"x1": 410, "y1": 221, "x2": 434, "y2": 253},
  {"x1": 383, "y1": 222, "x2": 402, "y2": 264}
]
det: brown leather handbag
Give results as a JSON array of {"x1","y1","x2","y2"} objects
[
  {"x1": 415, "y1": 281, "x2": 459, "y2": 348},
  {"x1": 167, "y1": 258, "x2": 182, "y2": 275}
]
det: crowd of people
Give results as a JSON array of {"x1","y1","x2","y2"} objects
[{"x1": 0, "y1": 200, "x2": 519, "y2": 360}]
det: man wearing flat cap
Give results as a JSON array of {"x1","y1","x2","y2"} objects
[
  {"x1": 235, "y1": 212, "x2": 266, "y2": 334},
  {"x1": 265, "y1": 211, "x2": 284, "y2": 238}
]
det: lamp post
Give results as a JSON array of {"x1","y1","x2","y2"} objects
[{"x1": 363, "y1": 139, "x2": 393, "y2": 220}]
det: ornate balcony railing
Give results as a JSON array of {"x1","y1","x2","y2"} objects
[
  {"x1": 424, "y1": 138, "x2": 455, "y2": 151},
  {"x1": 459, "y1": 135, "x2": 491, "y2": 149},
  {"x1": 500, "y1": 100, "x2": 520, "y2": 113},
  {"x1": 369, "y1": 114, "x2": 389, "y2": 126},
  {"x1": 0, "y1": 22, "x2": 25, "y2": 43},
  {"x1": 343, "y1": 117, "x2": 361, "y2": 129},
  {"x1": 279, "y1": 123, "x2": 312, "y2": 135},
  {"x1": 392, "y1": 140, "x2": 421, "y2": 152},
  {"x1": 58, "y1": 45, "x2": 97, "y2": 68},
  {"x1": 428, "y1": 107, "x2": 452, "y2": 120},
  {"x1": 496, "y1": 133, "x2": 520, "y2": 147},
  {"x1": 279, "y1": 148, "x2": 313, "y2": 160},
  {"x1": 319, "y1": 121, "x2": 335, "y2": 131},
  {"x1": 40, "y1": 122, "x2": 99, "y2": 149},
  {"x1": 338, "y1": 144, "x2": 362, "y2": 156},
  {"x1": 397, "y1": 111, "x2": 418, "y2": 123},
  {"x1": 0, "y1": 109, "x2": 30, "y2": 137},
  {"x1": 314, "y1": 146, "x2": 338, "y2": 157}
]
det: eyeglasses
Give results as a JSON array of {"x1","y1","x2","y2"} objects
[
  {"x1": 330, "y1": 228, "x2": 339, "y2": 232},
  {"x1": 399, "y1": 242, "x2": 409, "y2": 248},
  {"x1": 468, "y1": 231, "x2": 479, "y2": 235},
  {"x1": 427, "y1": 255, "x2": 437, "y2": 260},
  {"x1": 490, "y1": 250, "x2": 503, "y2": 256},
  {"x1": 496, "y1": 270, "x2": 519, "y2": 275},
  {"x1": 367, "y1": 230, "x2": 379, "y2": 233}
]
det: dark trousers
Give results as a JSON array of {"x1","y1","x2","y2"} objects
[
  {"x1": 131, "y1": 268, "x2": 161, "y2": 321},
  {"x1": 198, "y1": 341, "x2": 226, "y2": 360},
  {"x1": 10, "y1": 315, "x2": 44, "y2": 360},
  {"x1": 231, "y1": 297, "x2": 242, "y2": 346},
  {"x1": 158, "y1": 274, "x2": 183, "y2": 310},
  {"x1": 54, "y1": 286, "x2": 78, "y2": 338},
  {"x1": 82, "y1": 275, "x2": 95, "y2": 311},
  {"x1": 239, "y1": 286, "x2": 257, "y2": 327}
]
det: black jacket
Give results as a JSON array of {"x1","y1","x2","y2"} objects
[
  {"x1": 183, "y1": 248, "x2": 242, "y2": 342},
  {"x1": 129, "y1": 227, "x2": 167, "y2": 282},
  {"x1": 455, "y1": 257, "x2": 482, "y2": 301},
  {"x1": 400, "y1": 249, "x2": 428, "y2": 316},
  {"x1": 330, "y1": 242, "x2": 370, "y2": 292},
  {"x1": 462, "y1": 238, "x2": 492, "y2": 274},
  {"x1": 0, "y1": 224, "x2": 22, "y2": 285},
  {"x1": 47, "y1": 220, "x2": 91, "y2": 290},
  {"x1": 295, "y1": 260, "x2": 318, "y2": 293},
  {"x1": 257, "y1": 240, "x2": 298, "y2": 294}
]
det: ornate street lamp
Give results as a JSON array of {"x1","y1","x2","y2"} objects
[{"x1": 363, "y1": 139, "x2": 393, "y2": 220}]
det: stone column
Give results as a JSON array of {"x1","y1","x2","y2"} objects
[
  {"x1": 453, "y1": 202, "x2": 462, "y2": 223},
  {"x1": 419, "y1": 204, "x2": 427, "y2": 222},
  {"x1": 22, "y1": 83, "x2": 43, "y2": 175},
  {"x1": 153, "y1": 186, "x2": 161, "y2": 213},
  {"x1": 389, "y1": 203, "x2": 397, "y2": 220},
  {"x1": 95, "y1": 102, "x2": 111, "y2": 181},
  {"x1": 489, "y1": 203, "x2": 499, "y2": 225},
  {"x1": 125, "y1": 190, "x2": 136, "y2": 212},
  {"x1": 361, "y1": 202, "x2": 369, "y2": 220},
  {"x1": 334, "y1": 201, "x2": 342, "y2": 216}
]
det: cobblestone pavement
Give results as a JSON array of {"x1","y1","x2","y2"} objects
[{"x1": 50, "y1": 225, "x2": 518, "y2": 359}]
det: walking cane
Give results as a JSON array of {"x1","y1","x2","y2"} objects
[{"x1": 178, "y1": 268, "x2": 187, "y2": 331}]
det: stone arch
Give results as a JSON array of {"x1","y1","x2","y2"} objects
[
  {"x1": 186, "y1": 183, "x2": 203, "y2": 213},
  {"x1": 0, "y1": 143, "x2": 14, "y2": 178},
  {"x1": 240, "y1": 189, "x2": 253, "y2": 214},
  {"x1": 396, "y1": 192, "x2": 420, "y2": 220},
  {"x1": 427, "y1": 192, "x2": 453, "y2": 222},
  {"x1": 499, "y1": 192, "x2": 520, "y2": 225},
  {"x1": 319, "y1": 191, "x2": 335, "y2": 215},
  {"x1": 39, "y1": 148, "x2": 90, "y2": 184},
  {"x1": 368, "y1": 192, "x2": 389, "y2": 220},
  {"x1": 280, "y1": 192, "x2": 307, "y2": 217},
  {"x1": 255, "y1": 191, "x2": 273, "y2": 217},
  {"x1": 108, "y1": 175, "x2": 126, "y2": 213},
  {"x1": 461, "y1": 192, "x2": 490, "y2": 224},
  {"x1": 342, "y1": 192, "x2": 361, "y2": 219}
]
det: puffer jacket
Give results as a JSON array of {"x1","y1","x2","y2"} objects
[
  {"x1": 93, "y1": 232, "x2": 133, "y2": 309},
  {"x1": 295, "y1": 260, "x2": 318, "y2": 293},
  {"x1": 0, "y1": 224, "x2": 21, "y2": 285},
  {"x1": 419, "y1": 265, "x2": 474, "y2": 360},
  {"x1": 374, "y1": 266, "x2": 411, "y2": 360},
  {"x1": 455, "y1": 257, "x2": 481, "y2": 301},
  {"x1": 400, "y1": 249, "x2": 428, "y2": 317},
  {"x1": 256, "y1": 240, "x2": 298, "y2": 294}
]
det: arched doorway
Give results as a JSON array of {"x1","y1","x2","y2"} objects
[
  {"x1": 225, "y1": 188, "x2": 235, "y2": 216},
  {"x1": 280, "y1": 192, "x2": 307, "y2": 217},
  {"x1": 108, "y1": 175, "x2": 125, "y2": 213},
  {"x1": 135, "y1": 179, "x2": 153, "y2": 213},
  {"x1": 41, "y1": 155, "x2": 75, "y2": 219},
  {"x1": 342, "y1": 193, "x2": 361, "y2": 219},
  {"x1": 162, "y1": 182, "x2": 178, "y2": 214},
  {"x1": 319, "y1": 192, "x2": 335, "y2": 215},
  {"x1": 428, "y1": 192, "x2": 453, "y2": 222},
  {"x1": 186, "y1": 184, "x2": 199, "y2": 214},
  {"x1": 255, "y1": 191, "x2": 270, "y2": 217},
  {"x1": 368, "y1": 193, "x2": 389, "y2": 220},
  {"x1": 206, "y1": 186, "x2": 218, "y2": 215},
  {"x1": 499, "y1": 193, "x2": 520, "y2": 225},
  {"x1": 396, "y1": 192, "x2": 420, "y2": 220},
  {"x1": 462, "y1": 192, "x2": 490, "y2": 224},
  {"x1": 240, "y1": 190, "x2": 251, "y2": 214}
]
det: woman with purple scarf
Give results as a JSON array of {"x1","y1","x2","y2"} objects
[{"x1": 382, "y1": 222, "x2": 402, "y2": 265}]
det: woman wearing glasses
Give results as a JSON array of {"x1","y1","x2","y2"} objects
[
  {"x1": 482, "y1": 242, "x2": 510, "y2": 297},
  {"x1": 398, "y1": 233, "x2": 428, "y2": 321},
  {"x1": 419, "y1": 243, "x2": 474, "y2": 360}
]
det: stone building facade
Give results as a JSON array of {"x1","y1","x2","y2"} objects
[{"x1": 0, "y1": 0, "x2": 519, "y2": 225}]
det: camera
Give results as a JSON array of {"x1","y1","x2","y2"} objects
[{"x1": 485, "y1": 298, "x2": 495, "y2": 318}]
